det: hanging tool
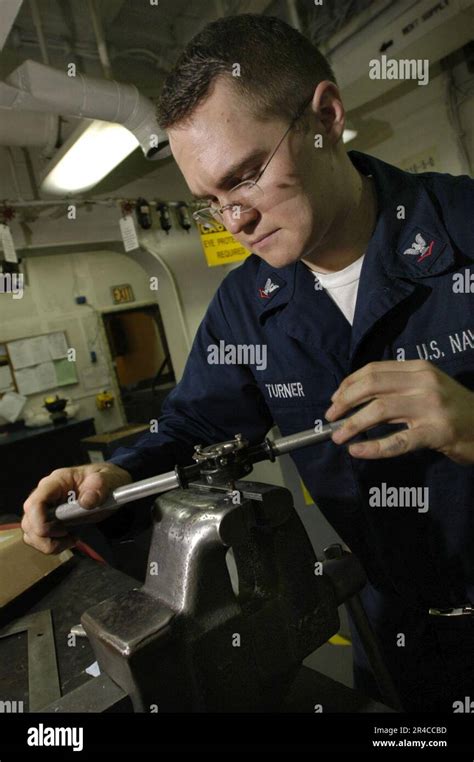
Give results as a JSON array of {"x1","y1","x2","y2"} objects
[
  {"x1": 157, "y1": 202, "x2": 172, "y2": 234},
  {"x1": 135, "y1": 197, "x2": 152, "y2": 230},
  {"x1": 177, "y1": 202, "x2": 192, "y2": 231}
]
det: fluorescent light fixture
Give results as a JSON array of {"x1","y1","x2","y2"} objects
[
  {"x1": 343, "y1": 128, "x2": 358, "y2": 143},
  {"x1": 41, "y1": 119, "x2": 140, "y2": 195}
]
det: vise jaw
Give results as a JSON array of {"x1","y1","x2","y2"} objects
[{"x1": 81, "y1": 481, "x2": 340, "y2": 712}]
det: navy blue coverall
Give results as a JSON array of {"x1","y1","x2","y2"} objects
[{"x1": 110, "y1": 150, "x2": 474, "y2": 711}]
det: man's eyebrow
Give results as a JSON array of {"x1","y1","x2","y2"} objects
[{"x1": 191, "y1": 149, "x2": 266, "y2": 200}]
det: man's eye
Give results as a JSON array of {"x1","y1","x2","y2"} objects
[{"x1": 241, "y1": 170, "x2": 259, "y2": 183}]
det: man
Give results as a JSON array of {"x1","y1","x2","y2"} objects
[{"x1": 22, "y1": 15, "x2": 474, "y2": 712}]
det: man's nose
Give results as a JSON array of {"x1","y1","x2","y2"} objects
[{"x1": 223, "y1": 205, "x2": 259, "y2": 235}]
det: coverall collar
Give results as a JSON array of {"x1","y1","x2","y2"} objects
[{"x1": 254, "y1": 150, "x2": 459, "y2": 367}]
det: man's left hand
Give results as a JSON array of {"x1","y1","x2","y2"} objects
[{"x1": 325, "y1": 360, "x2": 474, "y2": 464}]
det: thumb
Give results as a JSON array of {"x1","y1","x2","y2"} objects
[
  {"x1": 78, "y1": 489, "x2": 101, "y2": 509},
  {"x1": 77, "y1": 472, "x2": 111, "y2": 508}
]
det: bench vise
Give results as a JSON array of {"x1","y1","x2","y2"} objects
[{"x1": 51, "y1": 424, "x2": 373, "y2": 712}]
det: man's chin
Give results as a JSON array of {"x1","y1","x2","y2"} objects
[{"x1": 256, "y1": 249, "x2": 302, "y2": 269}]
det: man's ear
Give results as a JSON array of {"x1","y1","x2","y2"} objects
[{"x1": 311, "y1": 81, "x2": 345, "y2": 143}]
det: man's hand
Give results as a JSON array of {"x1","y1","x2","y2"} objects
[
  {"x1": 21, "y1": 463, "x2": 133, "y2": 555},
  {"x1": 325, "y1": 360, "x2": 474, "y2": 464}
]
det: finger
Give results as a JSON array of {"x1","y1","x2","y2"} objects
[
  {"x1": 346, "y1": 427, "x2": 431, "y2": 460},
  {"x1": 24, "y1": 471, "x2": 72, "y2": 512},
  {"x1": 77, "y1": 472, "x2": 112, "y2": 508},
  {"x1": 45, "y1": 523, "x2": 71, "y2": 538},
  {"x1": 326, "y1": 372, "x2": 424, "y2": 420},
  {"x1": 22, "y1": 531, "x2": 77, "y2": 556},
  {"x1": 22, "y1": 506, "x2": 64, "y2": 537},
  {"x1": 331, "y1": 360, "x2": 435, "y2": 402},
  {"x1": 23, "y1": 474, "x2": 73, "y2": 535},
  {"x1": 329, "y1": 394, "x2": 422, "y2": 437},
  {"x1": 21, "y1": 504, "x2": 60, "y2": 537},
  {"x1": 21, "y1": 514, "x2": 70, "y2": 539}
]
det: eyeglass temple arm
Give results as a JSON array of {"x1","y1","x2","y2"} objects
[
  {"x1": 254, "y1": 94, "x2": 314, "y2": 182},
  {"x1": 193, "y1": 95, "x2": 313, "y2": 218}
]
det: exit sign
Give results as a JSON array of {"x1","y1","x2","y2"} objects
[{"x1": 111, "y1": 284, "x2": 135, "y2": 304}]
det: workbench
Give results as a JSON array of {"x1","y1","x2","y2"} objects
[{"x1": 0, "y1": 417, "x2": 96, "y2": 517}]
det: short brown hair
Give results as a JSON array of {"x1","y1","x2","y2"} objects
[{"x1": 157, "y1": 14, "x2": 337, "y2": 130}]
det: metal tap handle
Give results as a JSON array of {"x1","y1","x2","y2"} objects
[
  {"x1": 48, "y1": 469, "x2": 181, "y2": 526},
  {"x1": 46, "y1": 494, "x2": 121, "y2": 526},
  {"x1": 270, "y1": 419, "x2": 347, "y2": 455},
  {"x1": 48, "y1": 420, "x2": 349, "y2": 526}
]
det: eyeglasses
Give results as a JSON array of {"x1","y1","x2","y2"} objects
[{"x1": 192, "y1": 95, "x2": 313, "y2": 229}]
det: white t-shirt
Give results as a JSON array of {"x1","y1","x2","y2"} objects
[{"x1": 308, "y1": 254, "x2": 365, "y2": 325}]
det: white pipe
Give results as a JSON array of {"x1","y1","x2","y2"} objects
[
  {"x1": 87, "y1": 0, "x2": 113, "y2": 80},
  {"x1": 0, "y1": 197, "x2": 199, "y2": 209},
  {"x1": 0, "y1": 110, "x2": 57, "y2": 148},
  {"x1": 28, "y1": 0, "x2": 50, "y2": 65},
  {"x1": 286, "y1": 0, "x2": 302, "y2": 32},
  {"x1": 27, "y1": 0, "x2": 61, "y2": 158},
  {"x1": 2, "y1": 60, "x2": 169, "y2": 159}
]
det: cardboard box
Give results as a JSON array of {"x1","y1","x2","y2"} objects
[{"x1": 0, "y1": 527, "x2": 72, "y2": 607}]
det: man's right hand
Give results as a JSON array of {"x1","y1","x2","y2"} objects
[{"x1": 21, "y1": 463, "x2": 133, "y2": 555}]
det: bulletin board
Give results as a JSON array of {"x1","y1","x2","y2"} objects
[{"x1": 3, "y1": 331, "x2": 78, "y2": 396}]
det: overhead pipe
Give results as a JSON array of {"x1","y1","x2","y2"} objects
[
  {"x1": 286, "y1": 0, "x2": 302, "y2": 32},
  {"x1": 0, "y1": 59, "x2": 170, "y2": 160},
  {"x1": 25, "y1": 0, "x2": 58, "y2": 190},
  {"x1": 0, "y1": 110, "x2": 58, "y2": 150},
  {"x1": 87, "y1": 0, "x2": 113, "y2": 80},
  {"x1": 28, "y1": 0, "x2": 50, "y2": 65}
]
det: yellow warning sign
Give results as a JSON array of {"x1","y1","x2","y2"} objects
[
  {"x1": 328, "y1": 634, "x2": 351, "y2": 646},
  {"x1": 196, "y1": 221, "x2": 251, "y2": 267},
  {"x1": 301, "y1": 481, "x2": 314, "y2": 505}
]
